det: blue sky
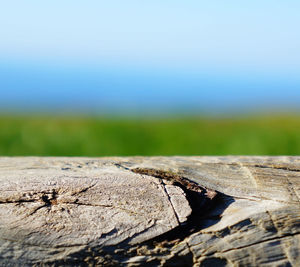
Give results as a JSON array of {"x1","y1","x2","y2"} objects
[{"x1": 0, "y1": 1, "x2": 300, "y2": 114}]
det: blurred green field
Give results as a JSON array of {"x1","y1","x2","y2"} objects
[{"x1": 0, "y1": 114, "x2": 300, "y2": 156}]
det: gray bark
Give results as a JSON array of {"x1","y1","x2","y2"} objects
[{"x1": 0, "y1": 156, "x2": 300, "y2": 266}]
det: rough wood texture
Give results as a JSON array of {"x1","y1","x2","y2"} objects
[{"x1": 0, "y1": 156, "x2": 299, "y2": 266}]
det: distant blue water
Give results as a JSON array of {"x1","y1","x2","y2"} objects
[
  {"x1": 1, "y1": 1, "x2": 300, "y2": 115},
  {"x1": 1, "y1": 61, "x2": 300, "y2": 115}
]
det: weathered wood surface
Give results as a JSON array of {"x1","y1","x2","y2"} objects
[{"x1": 0, "y1": 156, "x2": 300, "y2": 266}]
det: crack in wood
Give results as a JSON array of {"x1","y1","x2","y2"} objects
[
  {"x1": 201, "y1": 161, "x2": 300, "y2": 173},
  {"x1": 129, "y1": 168, "x2": 232, "y2": 246},
  {"x1": 159, "y1": 179, "x2": 181, "y2": 225},
  {"x1": 203, "y1": 231, "x2": 300, "y2": 257},
  {"x1": 253, "y1": 164, "x2": 300, "y2": 172}
]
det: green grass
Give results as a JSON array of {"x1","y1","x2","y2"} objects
[{"x1": 1, "y1": 114, "x2": 300, "y2": 156}]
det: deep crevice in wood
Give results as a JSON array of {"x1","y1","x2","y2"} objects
[{"x1": 131, "y1": 168, "x2": 234, "y2": 244}]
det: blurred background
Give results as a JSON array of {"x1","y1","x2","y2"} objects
[{"x1": 1, "y1": 1, "x2": 300, "y2": 156}]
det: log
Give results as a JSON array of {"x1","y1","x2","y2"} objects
[{"x1": 0, "y1": 156, "x2": 299, "y2": 266}]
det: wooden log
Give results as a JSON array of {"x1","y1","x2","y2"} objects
[{"x1": 0, "y1": 157, "x2": 299, "y2": 266}]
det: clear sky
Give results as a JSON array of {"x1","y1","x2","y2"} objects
[{"x1": 0, "y1": 1, "x2": 300, "y2": 114}]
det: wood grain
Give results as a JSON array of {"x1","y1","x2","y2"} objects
[{"x1": 0, "y1": 157, "x2": 299, "y2": 266}]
